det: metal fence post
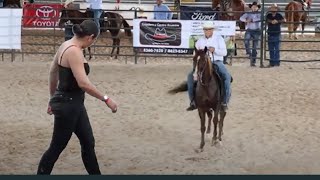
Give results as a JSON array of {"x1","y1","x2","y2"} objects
[
  {"x1": 263, "y1": 12, "x2": 267, "y2": 65},
  {"x1": 259, "y1": 0, "x2": 265, "y2": 68},
  {"x1": 11, "y1": 50, "x2": 15, "y2": 62},
  {"x1": 134, "y1": 8, "x2": 138, "y2": 64}
]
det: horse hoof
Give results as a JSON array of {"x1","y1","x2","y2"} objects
[
  {"x1": 194, "y1": 148, "x2": 204, "y2": 153},
  {"x1": 211, "y1": 138, "x2": 218, "y2": 146}
]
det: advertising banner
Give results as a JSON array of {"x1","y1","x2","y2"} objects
[
  {"x1": 0, "y1": 8, "x2": 23, "y2": 49},
  {"x1": 23, "y1": 3, "x2": 63, "y2": 28},
  {"x1": 133, "y1": 19, "x2": 236, "y2": 54}
]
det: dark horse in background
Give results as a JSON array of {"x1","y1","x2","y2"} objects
[
  {"x1": 3, "y1": 0, "x2": 21, "y2": 7},
  {"x1": 212, "y1": 0, "x2": 247, "y2": 34},
  {"x1": 59, "y1": 7, "x2": 132, "y2": 59},
  {"x1": 168, "y1": 47, "x2": 227, "y2": 152},
  {"x1": 285, "y1": 0, "x2": 312, "y2": 39}
]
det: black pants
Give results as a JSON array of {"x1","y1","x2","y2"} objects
[{"x1": 37, "y1": 93, "x2": 101, "y2": 174}]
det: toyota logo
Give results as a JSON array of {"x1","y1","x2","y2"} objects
[{"x1": 36, "y1": 6, "x2": 56, "y2": 20}]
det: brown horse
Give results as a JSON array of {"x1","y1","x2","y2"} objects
[
  {"x1": 168, "y1": 47, "x2": 227, "y2": 152},
  {"x1": 212, "y1": 0, "x2": 247, "y2": 33},
  {"x1": 59, "y1": 8, "x2": 132, "y2": 59},
  {"x1": 285, "y1": 0, "x2": 312, "y2": 39}
]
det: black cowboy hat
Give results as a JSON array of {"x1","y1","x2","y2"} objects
[{"x1": 249, "y1": 1, "x2": 261, "y2": 9}]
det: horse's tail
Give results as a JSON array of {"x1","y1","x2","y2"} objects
[
  {"x1": 168, "y1": 81, "x2": 188, "y2": 94},
  {"x1": 122, "y1": 19, "x2": 132, "y2": 37}
]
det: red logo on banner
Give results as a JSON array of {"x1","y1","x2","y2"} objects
[{"x1": 23, "y1": 4, "x2": 63, "y2": 28}]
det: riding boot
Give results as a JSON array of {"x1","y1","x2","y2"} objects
[
  {"x1": 186, "y1": 82, "x2": 197, "y2": 111},
  {"x1": 186, "y1": 100, "x2": 197, "y2": 111}
]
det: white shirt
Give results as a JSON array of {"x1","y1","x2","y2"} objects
[
  {"x1": 195, "y1": 34, "x2": 227, "y2": 62},
  {"x1": 86, "y1": 0, "x2": 102, "y2": 9}
]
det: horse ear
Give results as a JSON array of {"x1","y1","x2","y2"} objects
[{"x1": 204, "y1": 46, "x2": 208, "y2": 53}]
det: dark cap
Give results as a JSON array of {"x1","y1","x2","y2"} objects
[{"x1": 72, "y1": 20, "x2": 99, "y2": 38}]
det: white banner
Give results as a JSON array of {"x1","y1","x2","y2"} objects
[
  {"x1": 0, "y1": 9, "x2": 23, "y2": 49},
  {"x1": 133, "y1": 19, "x2": 236, "y2": 54}
]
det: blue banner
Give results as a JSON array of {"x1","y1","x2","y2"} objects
[{"x1": 180, "y1": 5, "x2": 218, "y2": 21}]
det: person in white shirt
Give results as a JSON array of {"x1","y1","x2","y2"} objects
[
  {"x1": 186, "y1": 21, "x2": 231, "y2": 111},
  {"x1": 86, "y1": 0, "x2": 103, "y2": 35}
]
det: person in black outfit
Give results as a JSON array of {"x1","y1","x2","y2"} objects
[
  {"x1": 37, "y1": 20, "x2": 118, "y2": 175},
  {"x1": 266, "y1": 4, "x2": 284, "y2": 67}
]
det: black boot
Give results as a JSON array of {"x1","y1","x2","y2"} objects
[{"x1": 186, "y1": 100, "x2": 197, "y2": 111}]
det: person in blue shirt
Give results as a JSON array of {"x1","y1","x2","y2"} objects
[
  {"x1": 154, "y1": 0, "x2": 173, "y2": 20},
  {"x1": 240, "y1": 1, "x2": 261, "y2": 67},
  {"x1": 266, "y1": 4, "x2": 284, "y2": 67}
]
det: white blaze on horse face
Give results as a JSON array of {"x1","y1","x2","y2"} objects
[{"x1": 193, "y1": 56, "x2": 200, "y2": 81}]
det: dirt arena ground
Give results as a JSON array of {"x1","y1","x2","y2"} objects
[{"x1": 1, "y1": 29, "x2": 320, "y2": 175}]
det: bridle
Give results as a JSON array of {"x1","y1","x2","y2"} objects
[{"x1": 196, "y1": 50, "x2": 213, "y2": 86}]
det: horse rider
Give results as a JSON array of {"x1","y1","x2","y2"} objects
[
  {"x1": 86, "y1": 0, "x2": 103, "y2": 35},
  {"x1": 186, "y1": 21, "x2": 232, "y2": 111}
]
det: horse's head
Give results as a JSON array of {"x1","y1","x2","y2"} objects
[
  {"x1": 194, "y1": 47, "x2": 213, "y2": 85},
  {"x1": 58, "y1": 8, "x2": 68, "y2": 27}
]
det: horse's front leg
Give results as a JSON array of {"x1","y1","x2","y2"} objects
[
  {"x1": 196, "y1": 108, "x2": 206, "y2": 152},
  {"x1": 211, "y1": 110, "x2": 219, "y2": 146},
  {"x1": 206, "y1": 109, "x2": 212, "y2": 134},
  {"x1": 83, "y1": 49, "x2": 86, "y2": 58}
]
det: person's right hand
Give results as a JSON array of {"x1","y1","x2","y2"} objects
[{"x1": 105, "y1": 98, "x2": 118, "y2": 113}]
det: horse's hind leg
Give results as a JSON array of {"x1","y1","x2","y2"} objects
[
  {"x1": 211, "y1": 110, "x2": 219, "y2": 146},
  {"x1": 115, "y1": 38, "x2": 120, "y2": 59},
  {"x1": 110, "y1": 38, "x2": 116, "y2": 58},
  {"x1": 88, "y1": 47, "x2": 92, "y2": 60},
  {"x1": 206, "y1": 109, "x2": 212, "y2": 134},
  {"x1": 301, "y1": 22, "x2": 305, "y2": 37}
]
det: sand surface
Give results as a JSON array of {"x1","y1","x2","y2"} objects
[{"x1": 1, "y1": 28, "x2": 320, "y2": 174}]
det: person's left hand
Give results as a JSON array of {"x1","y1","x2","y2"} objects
[
  {"x1": 47, "y1": 103, "x2": 53, "y2": 115},
  {"x1": 209, "y1": 47, "x2": 215, "y2": 53}
]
